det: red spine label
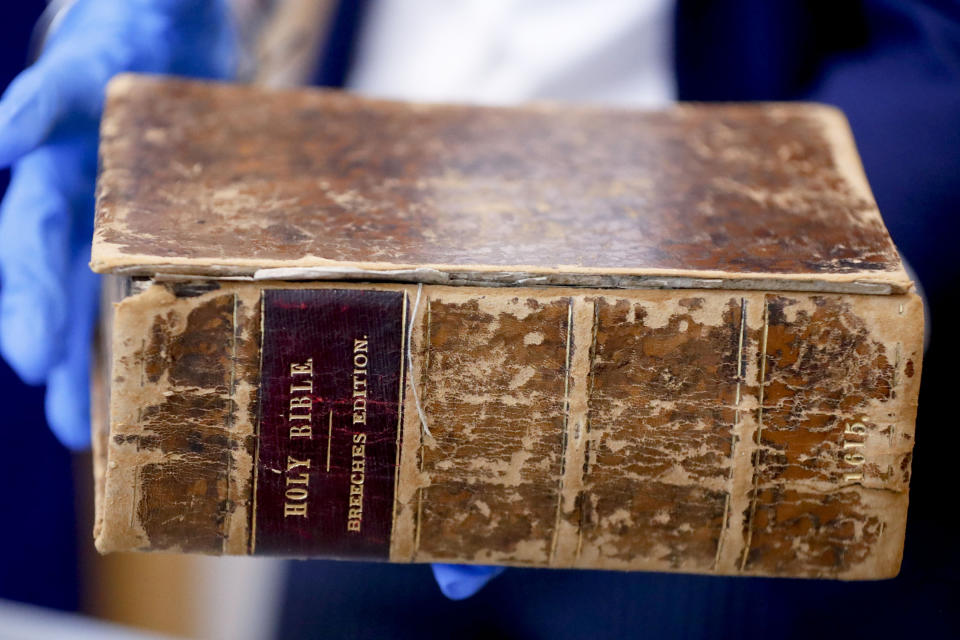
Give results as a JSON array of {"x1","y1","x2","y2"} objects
[{"x1": 252, "y1": 288, "x2": 405, "y2": 558}]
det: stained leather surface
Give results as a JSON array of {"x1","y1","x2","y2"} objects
[{"x1": 92, "y1": 75, "x2": 907, "y2": 291}]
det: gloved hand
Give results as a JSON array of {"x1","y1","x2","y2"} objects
[
  {"x1": 0, "y1": 0, "x2": 237, "y2": 448},
  {"x1": 0, "y1": 0, "x2": 502, "y2": 601}
]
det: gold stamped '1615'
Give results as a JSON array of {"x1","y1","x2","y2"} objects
[{"x1": 842, "y1": 422, "x2": 867, "y2": 482}]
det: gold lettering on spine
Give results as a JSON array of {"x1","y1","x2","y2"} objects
[
  {"x1": 283, "y1": 457, "x2": 311, "y2": 518},
  {"x1": 348, "y1": 337, "x2": 369, "y2": 533},
  {"x1": 290, "y1": 396, "x2": 312, "y2": 410},
  {"x1": 289, "y1": 424, "x2": 312, "y2": 437},
  {"x1": 284, "y1": 361, "x2": 315, "y2": 516},
  {"x1": 288, "y1": 358, "x2": 314, "y2": 437},
  {"x1": 284, "y1": 503, "x2": 308, "y2": 518},
  {"x1": 287, "y1": 456, "x2": 310, "y2": 471},
  {"x1": 291, "y1": 361, "x2": 313, "y2": 376},
  {"x1": 842, "y1": 422, "x2": 867, "y2": 482}
]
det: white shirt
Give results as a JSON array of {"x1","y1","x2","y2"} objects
[{"x1": 348, "y1": 0, "x2": 676, "y2": 107}]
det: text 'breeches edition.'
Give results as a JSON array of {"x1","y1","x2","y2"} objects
[{"x1": 90, "y1": 74, "x2": 923, "y2": 580}]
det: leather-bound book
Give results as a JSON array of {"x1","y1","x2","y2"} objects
[{"x1": 90, "y1": 74, "x2": 923, "y2": 579}]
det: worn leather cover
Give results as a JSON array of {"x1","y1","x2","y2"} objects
[
  {"x1": 95, "y1": 282, "x2": 921, "y2": 578},
  {"x1": 92, "y1": 74, "x2": 909, "y2": 294},
  {"x1": 91, "y1": 75, "x2": 923, "y2": 578}
]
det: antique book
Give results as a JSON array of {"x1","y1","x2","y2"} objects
[{"x1": 91, "y1": 74, "x2": 923, "y2": 579}]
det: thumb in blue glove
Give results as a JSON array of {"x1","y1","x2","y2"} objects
[
  {"x1": 0, "y1": 0, "x2": 237, "y2": 448},
  {"x1": 432, "y1": 563, "x2": 505, "y2": 600}
]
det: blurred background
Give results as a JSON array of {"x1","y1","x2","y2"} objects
[
  {"x1": 1, "y1": 0, "x2": 79, "y2": 617},
  {"x1": 2, "y1": 1, "x2": 959, "y2": 638}
]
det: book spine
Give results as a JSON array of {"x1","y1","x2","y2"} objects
[{"x1": 96, "y1": 281, "x2": 922, "y2": 579}]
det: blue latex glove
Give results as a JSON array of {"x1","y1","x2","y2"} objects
[
  {"x1": 432, "y1": 563, "x2": 505, "y2": 600},
  {"x1": 0, "y1": 0, "x2": 502, "y2": 600},
  {"x1": 0, "y1": 0, "x2": 237, "y2": 448}
]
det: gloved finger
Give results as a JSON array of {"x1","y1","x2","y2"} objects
[
  {"x1": 0, "y1": 0, "x2": 238, "y2": 168},
  {"x1": 0, "y1": 42, "x2": 123, "y2": 168},
  {"x1": 431, "y1": 564, "x2": 505, "y2": 600},
  {"x1": 0, "y1": 135, "x2": 96, "y2": 384},
  {"x1": 0, "y1": 154, "x2": 71, "y2": 382},
  {"x1": 43, "y1": 0, "x2": 239, "y2": 81},
  {"x1": 45, "y1": 249, "x2": 99, "y2": 450},
  {"x1": 0, "y1": 0, "x2": 169, "y2": 168},
  {"x1": 0, "y1": 56, "x2": 70, "y2": 167}
]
